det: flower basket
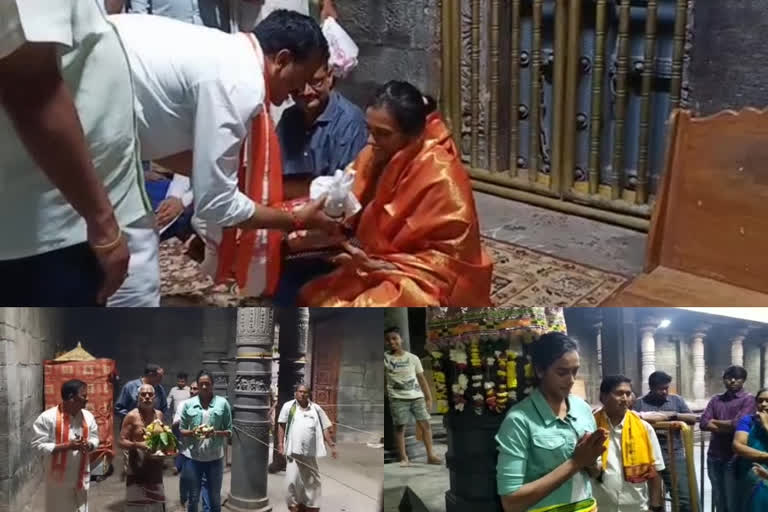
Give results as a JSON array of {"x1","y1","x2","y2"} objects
[{"x1": 144, "y1": 420, "x2": 178, "y2": 457}]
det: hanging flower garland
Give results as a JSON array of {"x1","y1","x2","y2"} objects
[
  {"x1": 449, "y1": 339, "x2": 468, "y2": 412},
  {"x1": 430, "y1": 349, "x2": 450, "y2": 414}
]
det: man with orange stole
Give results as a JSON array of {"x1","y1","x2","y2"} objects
[
  {"x1": 298, "y1": 80, "x2": 493, "y2": 306},
  {"x1": 31, "y1": 380, "x2": 101, "y2": 512}
]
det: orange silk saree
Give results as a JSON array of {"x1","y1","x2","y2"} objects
[{"x1": 298, "y1": 113, "x2": 493, "y2": 306}]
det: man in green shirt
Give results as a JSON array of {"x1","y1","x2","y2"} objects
[{"x1": 385, "y1": 326, "x2": 442, "y2": 467}]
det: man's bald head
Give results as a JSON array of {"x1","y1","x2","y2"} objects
[{"x1": 138, "y1": 383, "x2": 155, "y2": 409}]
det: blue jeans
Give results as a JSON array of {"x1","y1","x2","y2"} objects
[
  {"x1": 708, "y1": 456, "x2": 739, "y2": 512},
  {"x1": 187, "y1": 458, "x2": 221, "y2": 512}
]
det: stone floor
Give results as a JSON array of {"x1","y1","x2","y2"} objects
[
  {"x1": 28, "y1": 441, "x2": 382, "y2": 512},
  {"x1": 475, "y1": 191, "x2": 647, "y2": 277},
  {"x1": 383, "y1": 436, "x2": 715, "y2": 512}
]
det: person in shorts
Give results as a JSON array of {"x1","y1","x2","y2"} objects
[{"x1": 384, "y1": 326, "x2": 442, "y2": 467}]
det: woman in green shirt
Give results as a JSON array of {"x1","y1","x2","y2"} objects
[{"x1": 495, "y1": 333, "x2": 607, "y2": 512}]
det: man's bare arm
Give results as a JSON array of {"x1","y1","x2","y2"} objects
[
  {"x1": 118, "y1": 413, "x2": 137, "y2": 450},
  {"x1": 416, "y1": 373, "x2": 432, "y2": 404},
  {"x1": 649, "y1": 474, "x2": 663, "y2": 507},
  {"x1": 277, "y1": 423, "x2": 286, "y2": 452},
  {"x1": 0, "y1": 42, "x2": 129, "y2": 301}
]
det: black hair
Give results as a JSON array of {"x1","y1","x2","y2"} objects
[
  {"x1": 293, "y1": 382, "x2": 310, "y2": 392},
  {"x1": 530, "y1": 332, "x2": 579, "y2": 374},
  {"x1": 648, "y1": 371, "x2": 672, "y2": 389},
  {"x1": 144, "y1": 363, "x2": 161, "y2": 376},
  {"x1": 177, "y1": 372, "x2": 188, "y2": 380},
  {"x1": 61, "y1": 379, "x2": 87, "y2": 401},
  {"x1": 367, "y1": 81, "x2": 438, "y2": 137},
  {"x1": 600, "y1": 375, "x2": 633, "y2": 395},
  {"x1": 197, "y1": 369, "x2": 214, "y2": 383},
  {"x1": 253, "y1": 9, "x2": 329, "y2": 63},
  {"x1": 384, "y1": 326, "x2": 401, "y2": 336},
  {"x1": 723, "y1": 366, "x2": 747, "y2": 381}
]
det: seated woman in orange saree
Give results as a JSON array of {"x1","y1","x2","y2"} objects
[{"x1": 298, "y1": 80, "x2": 493, "y2": 306}]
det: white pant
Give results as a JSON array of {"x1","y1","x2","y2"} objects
[
  {"x1": 286, "y1": 455, "x2": 321, "y2": 508},
  {"x1": 108, "y1": 213, "x2": 160, "y2": 307}
]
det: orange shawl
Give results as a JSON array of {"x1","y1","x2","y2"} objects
[
  {"x1": 299, "y1": 113, "x2": 493, "y2": 306},
  {"x1": 51, "y1": 404, "x2": 89, "y2": 489},
  {"x1": 215, "y1": 36, "x2": 283, "y2": 295}
]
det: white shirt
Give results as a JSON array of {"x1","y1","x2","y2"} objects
[
  {"x1": 278, "y1": 399, "x2": 331, "y2": 457},
  {"x1": 231, "y1": 0, "x2": 309, "y2": 32},
  {"x1": 0, "y1": 0, "x2": 147, "y2": 260},
  {"x1": 592, "y1": 414, "x2": 666, "y2": 512},
  {"x1": 130, "y1": 0, "x2": 204, "y2": 25},
  {"x1": 109, "y1": 13, "x2": 262, "y2": 231},
  {"x1": 385, "y1": 351, "x2": 425, "y2": 400},
  {"x1": 31, "y1": 406, "x2": 101, "y2": 491}
]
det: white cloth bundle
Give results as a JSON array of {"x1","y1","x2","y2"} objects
[
  {"x1": 322, "y1": 17, "x2": 358, "y2": 78},
  {"x1": 309, "y1": 169, "x2": 360, "y2": 219}
]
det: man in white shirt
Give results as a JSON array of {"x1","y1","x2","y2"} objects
[
  {"x1": 0, "y1": 0, "x2": 152, "y2": 306},
  {"x1": 110, "y1": 9, "x2": 338, "y2": 297},
  {"x1": 233, "y1": 0, "x2": 309, "y2": 33},
  {"x1": 591, "y1": 376, "x2": 665, "y2": 512},
  {"x1": 277, "y1": 383, "x2": 337, "y2": 512},
  {"x1": 31, "y1": 379, "x2": 101, "y2": 512}
]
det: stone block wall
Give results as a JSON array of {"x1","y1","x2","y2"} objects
[
  {"x1": 333, "y1": 0, "x2": 441, "y2": 107},
  {"x1": 335, "y1": 308, "x2": 385, "y2": 443},
  {"x1": 0, "y1": 308, "x2": 60, "y2": 512}
]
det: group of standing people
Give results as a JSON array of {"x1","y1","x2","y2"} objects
[
  {"x1": 492, "y1": 333, "x2": 768, "y2": 512},
  {"x1": 1, "y1": 0, "x2": 493, "y2": 308}
]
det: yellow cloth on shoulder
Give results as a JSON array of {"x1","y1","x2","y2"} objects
[{"x1": 594, "y1": 409, "x2": 658, "y2": 483}]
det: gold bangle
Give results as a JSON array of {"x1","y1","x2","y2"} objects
[{"x1": 91, "y1": 230, "x2": 123, "y2": 251}]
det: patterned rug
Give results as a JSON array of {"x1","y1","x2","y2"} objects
[
  {"x1": 159, "y1": 237, "x2": 630, "y2": 306},
  {"x1": 159, "y1": 239, "x2": 270, "y2": 307},
  {"x1": 484, "y1": 237, "x2": 631, "y2": 306}
]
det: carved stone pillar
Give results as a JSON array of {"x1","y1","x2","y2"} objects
[
  {"x1": 226, "y1": 308, "x2": 274, "y2": 511},
  {"x1": 202, "y1": 309, "x2": 234, "y2": 398},
  {"x1": 731, "y1": 333, "x2": 746, "y2": 367},
  {"x1": 640, "y1": 322, "x2": 658, "y2": 395},
  {"x1": 268, "y1": 308, "x2": 309, "y2": 474},
  {"x1": 691, "y1": 327, "x2": 709, "y2": 402}
]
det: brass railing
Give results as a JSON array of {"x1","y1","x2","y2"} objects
[
  {"x1": 440, "y1": 0, "x2": 691, "y2": 231},
  {"x1": 654, "y1": 421, "x2": 701, "y2": 512}
]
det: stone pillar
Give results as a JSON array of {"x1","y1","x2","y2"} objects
[
  {"x1": 731, "y1": 333, "x2": 746, "y2": 367},
  {"x1": 227, "y1": 308, "x2": 274, "y2": 512},
  {"x1": 384, "y1": 308, "x2": 410, "y2": 351},
  {"x1": 268, "y1": 308, "x2": 309, "y2": 473},
  {"x1": 691, "y1": 327, "x2": 709, "y2": 402},
  {"x1": 640, "y1": 322, "x2": 658, "y2": 395},
  {"x1": 763, "y1": 342, "x2": 768, "y2": 389},
  {"x1": 202, "y1": 309, "x2": 234, "y2": 399}
]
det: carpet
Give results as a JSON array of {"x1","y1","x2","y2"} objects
[
  {"x1": 158, "y1": 238, "x2": 270, "y2": 307},
  {"x1": 484, "y1": 237, "x2": 631, "y2": 306},
  {"x1": 159, "y1": 237, "x2": 630, "y2": 307}
]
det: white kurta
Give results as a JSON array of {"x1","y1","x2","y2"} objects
[
  {"x1": 278, "y1": 400, "x2": 332, "y2": 508},
  {"x1": 31, "y1": 406, "x2": 101, "y2": 512},
  {"x1": 110, "y1": 13, "x2": 276, "y2": 296}
]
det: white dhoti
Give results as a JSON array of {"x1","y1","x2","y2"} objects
[
  {"x1": 286, "y1": 455, "x2": 321, "y2": 508},
  {"x1": 108, "y1": 213, "x2": 161, "y2": 307},
  {"x1": 45, "y1": 486, "x2": 88, "y2": 512}
]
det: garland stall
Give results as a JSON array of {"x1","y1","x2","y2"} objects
[{"x1": 426, "y1": 307, "x2": 567, "y2": 512}]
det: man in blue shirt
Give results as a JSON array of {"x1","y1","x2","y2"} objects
[
  {"x1": 277, "y1": 61, "x2": 367, "y2": 200},
  {"x1": 115, "y1": 363, "x2": 169, "y2": 418},
  {"x1": 274, "y1": 57, "x2": 367, "y2": 306}
]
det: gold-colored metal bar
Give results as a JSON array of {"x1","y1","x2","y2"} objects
[
  {"x1": 470, "y1": 0, "x2": 481, "y2": 168},
  {"x1": 610, "y1": 0, "x2": 631, "y2": 200},
  {"x1": 450, "y1": 0, "x2": 461, "y2": 142},
  {"x1": 529, "y1": 0, "x2": 543, "y2": 183},
  {"x1": 559, "y1": 0, "x2": 581, "y2": 193},
  {"x1": 440, "y1": 0, "x2": 453, "y2": 130},
  {"x1": 588, "y1": 0, "x2": 608, "y2": 195},
  {"x1": 509, "y1": 0, "x2": 521, "y2": 177},
  {"x1": 637, "y1": 0, "x2": 659, "y2": 205},
  {"x1": 489, "y1": 0, "x2": 501, "y2": 172},
  {"x1": 669, "y1": 0, "x2": 689, "y2": 111},
  {"x1": 469, "y1": 175, "x2": 651, "y2": 231},
  {"x1": 669, "y1": 427, "x2": 679, "y2": 512}
]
